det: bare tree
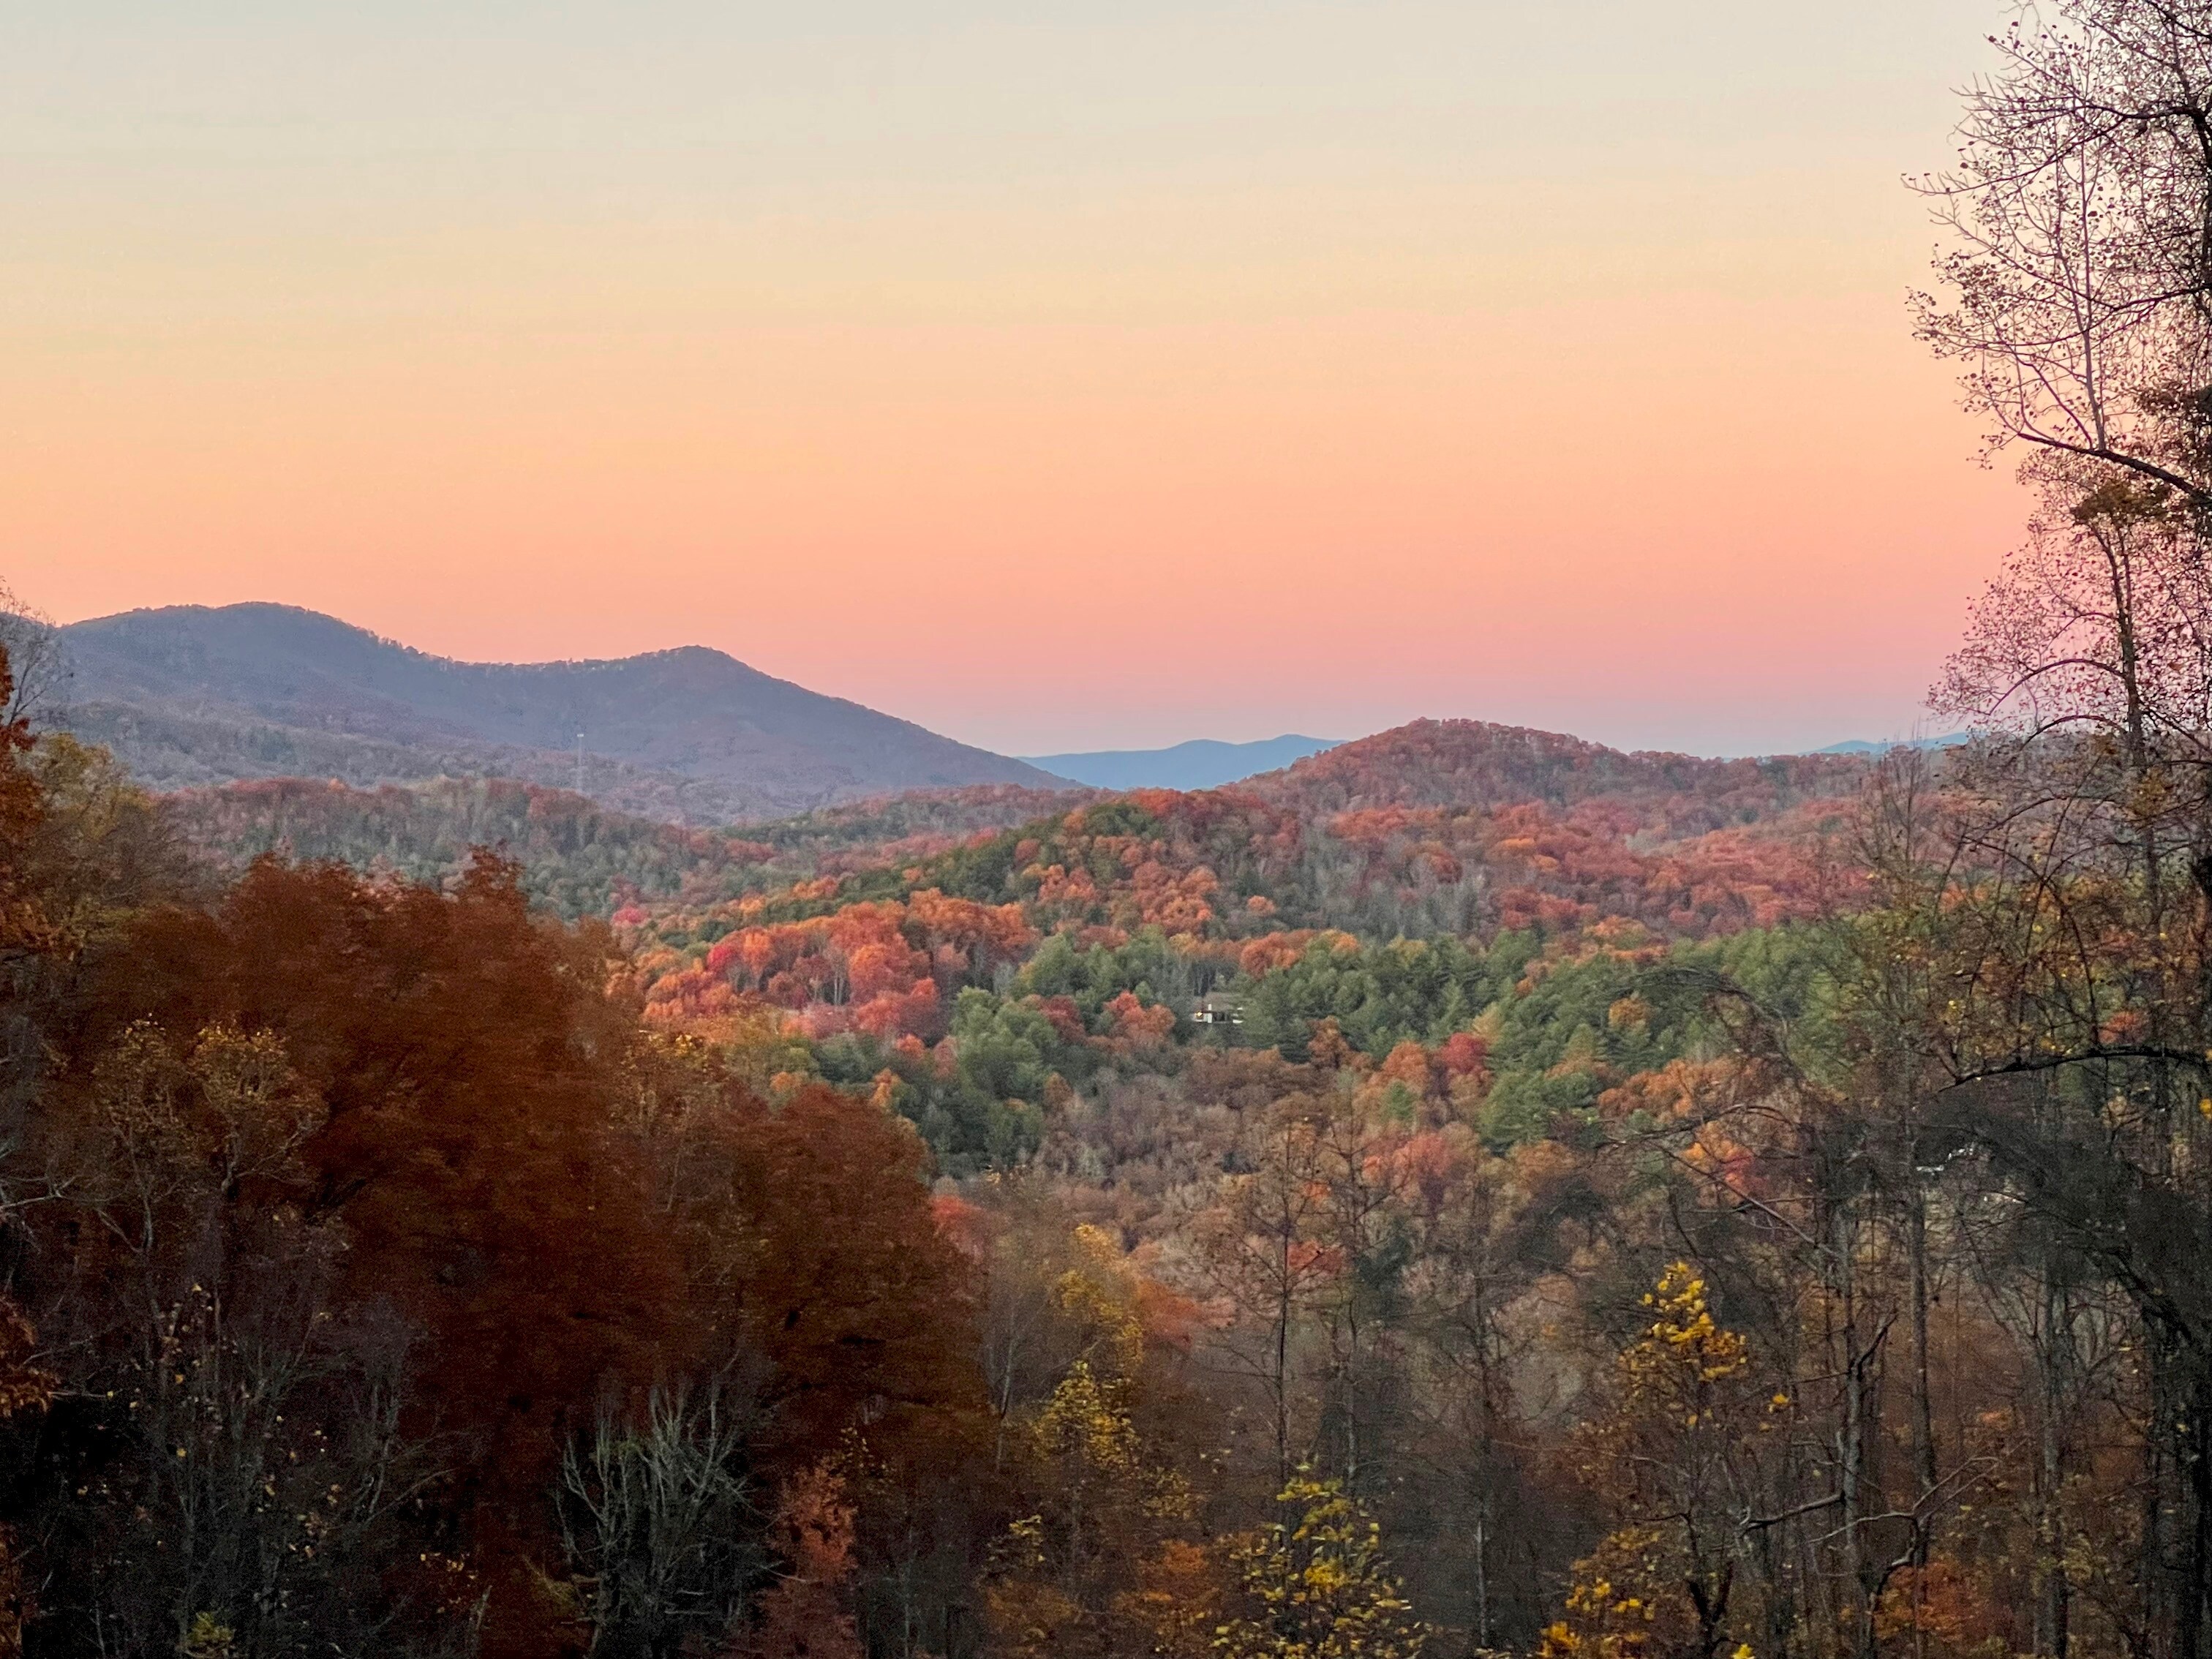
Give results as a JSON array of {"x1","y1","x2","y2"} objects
[
  {"x1": 1914, "y1": 0, "x2": 2212, "y2": 508},
  {"x1": 1187, "y1": 1103, "x2": 1336, "y2": 1485},
  {"x1": 1939, "y1": 474, "x2": 2212, "y2": 759},
  {"x1": 1884, "y1": 503, "x2": 2212, "y2": 1659},
  {"x1": 557, "y1": 1382, "x2": 764, "y2": 1659},
  {"x1": 0, "y1": 582, "x2": 61, "y2": 727}
]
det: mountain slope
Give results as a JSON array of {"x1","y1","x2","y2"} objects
[
  {"x1": 1243, "y1": 718, "x2": 1865, "y2": 828},
  {"x1": 1023, "y1": 734, "x2": 1342, "y2": 790},
  {"x1": 165, "y1": 775, "x2": 1096, "y2": 919},
  {"x1": 156, "y1": 714, "x2": 1872, "y2": 941},
  {"x1": 54, "y1": 603, "x2": 1065, "y2": 821}
]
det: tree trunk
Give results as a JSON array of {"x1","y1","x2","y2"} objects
[
  {"x1": 2037, "y1": 1268, "x2": 2070, "y2": 1659},
  {"x1": 1909, "y1": 1170, "x2": 1939, "y2": 1546}
]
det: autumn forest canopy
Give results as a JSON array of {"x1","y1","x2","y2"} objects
[{"x1": 20, "y1": 4, "x2": 2212, "y2": 1658}]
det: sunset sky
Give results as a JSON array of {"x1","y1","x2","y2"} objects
[{"x1": 4, "y1": 0, "x2": 2022, "y2": 757}]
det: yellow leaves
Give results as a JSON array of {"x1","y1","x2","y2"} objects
[
  {"x1": 189, "y1": 1023, "x2": 323, "y2": 1155},
  {"x1": 995, "y1": 1348, "x2": 1197, "y2": 1617},
  {"x1": 1543, "y1": 1527, "x2": 1681, "y2": 1659},
  {"x1": 1214, "y1": 1473, "x2": 1427, "y2": 1659},
  {"x1": 1031, "y1": 1360, "x2": 1140, "y2": 1479},
  {"x1": 178, "y1": 1613, "x2": 237, "y2": 1659},
  {"x1": 1559, "y1": 1271, "x2": 1764, "y2": 1656},
  {"x1": 1000, "y1": 1514, "x2": 1050, "y2": 1574},
  {"x1": 1625, "y1": 1264, "x2": 1748, "y2": 1394},
  {"x1": 91, "y1": 1019, "x2": 185, "y2": 1151},
  {"x1": 1049, "y1": 1223, "x2": 1149, "y2": 1378},
  {"x1": 89, "y1": 1019, "x2": 326, "y2": 1189}
]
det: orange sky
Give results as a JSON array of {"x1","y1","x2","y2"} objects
[{"x1": 3, "y1": 0, "x2": 2023, "y2": 756}]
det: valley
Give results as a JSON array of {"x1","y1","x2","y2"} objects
[{"x1": 4, "y1": 661, "x2": 1919, "y2": 1650}]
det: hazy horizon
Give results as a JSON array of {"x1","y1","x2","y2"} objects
[
  {"x1": 9, "y1": 0, "x2": 2021, "y2": 756},
  {"x1": 37, "y1": 597, "x2": 1965, "y2": 762}
]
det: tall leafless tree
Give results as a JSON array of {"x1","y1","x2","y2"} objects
[{"x1": 1914, "y1": 0, "x2": 2212, "y2": 508}]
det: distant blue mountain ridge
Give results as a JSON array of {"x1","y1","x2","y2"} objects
[
  {"x1": 1812, "y1": 733, "x2": 1971, "y2": 756},
  {"x1": 1030, "y1": 729, "x2": 1970, "y2": 790},
  {"x1": 1025, "y1": 734, "x2": 1342, "y2": 791}
]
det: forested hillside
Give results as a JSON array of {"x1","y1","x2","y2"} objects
[
  {"x1": 19, "y1": 568, "x2": 2212, "y2": 1658},
  {"x1": 50, "y1": 603, "x2": 1065, "y2": 821},
  {"x1": 1244, "y1": 718, "x2": 1866, "y2": 818},
  {"x1": 12, "y1": 9, "x2": 2212, "y2": 1658},
  {"x1": 0, "y1": 653, "x2": 2062, "y2": 1659},
  {"x1": 165, "y1": 775, "x2": 1095, "y2": 921},
  {"x1": 10, "y1": 661, "x2": 1908, "y2": 1659}
]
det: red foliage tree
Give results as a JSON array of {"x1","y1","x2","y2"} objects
[{"x1": 67, "y1": 856, "x2": 687, "y2": 1653}]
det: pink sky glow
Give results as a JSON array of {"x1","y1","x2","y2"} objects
[{"x1": 4, "y1": 0, "x2": 2024, "y2": 756}]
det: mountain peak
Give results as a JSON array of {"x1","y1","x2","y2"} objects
[{"x1": 53, "y1": 603, "x2": 1061, "y2": 822}]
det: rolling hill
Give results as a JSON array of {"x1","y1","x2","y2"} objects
[
  {"x1": 50, "y1": 603, "x2": 1067, "y2": 822},
  {"x1": 154, "y1": 713, "x2": 1875, "y2": 960},
  {"x1": 1244, "y1": 717, "x2": 1866, "y2": 824},
  {"x1": 163, "y1": 775, "x2": 1095, "y2": 920}
]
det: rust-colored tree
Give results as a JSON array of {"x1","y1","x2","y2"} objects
[{"x1": 731, "y1": 1464, "x2": 864, "y2": 1659}]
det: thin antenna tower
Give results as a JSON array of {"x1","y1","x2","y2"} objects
[{"x1": 575, "y1": 730, "x2": 584, "y2": 796}]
